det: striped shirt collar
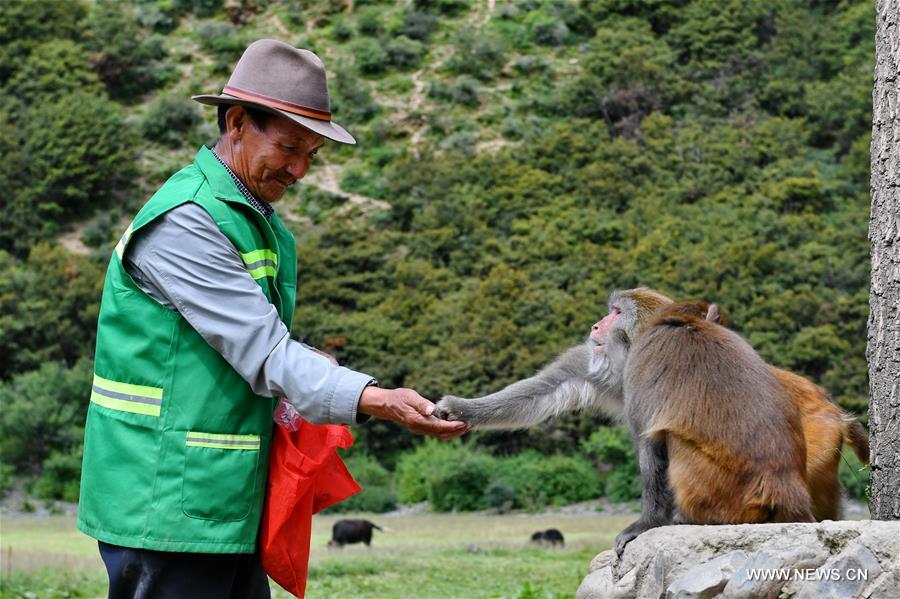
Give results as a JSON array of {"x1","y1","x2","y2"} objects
[{"x1": 210, "y1": 150, "x2": 274, "y2": 220}]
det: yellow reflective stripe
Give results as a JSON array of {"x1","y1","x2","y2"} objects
[
  {"x1": 186, "y1": 431, "x2": 260, "y2": 450},
  {"x1": 240, "y1": 249, "x2": 278, "y2": 280},
  {"x1": 240, "y1": 249, "x2": 278, "y2": 265},
  {"x1": 93, "y1": 374, "x2": 163, "y2": 400},
  {"x1": 90, "y1": 390, "x2": 161, "y2": 417},
  {"x1": 114, "y1": 223, "x2": 134, "y2": 260},
  {"x1": 90, "y1": 374, "x2": 163, "y2": 417},
  {"x1": 246, "y1": 265, "x2": 277, "y2": 279}
]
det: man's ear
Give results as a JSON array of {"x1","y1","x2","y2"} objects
[{"x1": 225, "y1": 105, "x2": 247, "y2": 141}]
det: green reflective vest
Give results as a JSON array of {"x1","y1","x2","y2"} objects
[{"x1": 77, "y1": 147, "x2": 297, "y2": 553}]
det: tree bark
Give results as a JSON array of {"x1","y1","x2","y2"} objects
[{"x1": 868, "y1": 0, "x2": 900, "y2": 520}]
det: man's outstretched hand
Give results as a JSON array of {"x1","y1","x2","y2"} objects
[{"x1": 357, "y1": 386, "x2": 469, "y2": 440}]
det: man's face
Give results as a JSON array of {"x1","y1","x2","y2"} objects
[{"x1": 235, "y1": 111, "x2": 326, "y2": 203}]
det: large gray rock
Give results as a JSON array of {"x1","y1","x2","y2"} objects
[{"x1": 576, "y1": 520, "x2": 899, "y2": 599}]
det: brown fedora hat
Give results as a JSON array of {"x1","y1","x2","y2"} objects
[{"x1": 193, "y1": 39, "x2": 355, "y2": 145}]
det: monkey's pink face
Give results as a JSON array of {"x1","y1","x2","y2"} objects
[{"x1": 590, "y1": 306, "x2": 621, "y2": 352}]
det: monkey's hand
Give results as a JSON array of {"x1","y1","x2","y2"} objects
[
  {"x1": 614, "y1": 519, "x2": 660, "y2": 558},
  {"x1": 433, "y1": 395, "x2": 470, "y2": 423}
]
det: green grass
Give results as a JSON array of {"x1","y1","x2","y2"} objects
[{"x1": 0, "y1": 512, "x2": 632, "y2": 598}]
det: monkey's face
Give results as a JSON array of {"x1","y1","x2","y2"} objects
[{"x1": 590, "y1": 305, "x2": 622, "y2": 353}]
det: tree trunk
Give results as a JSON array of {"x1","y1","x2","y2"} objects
[{"x1": 868, "y1": 0, "x2": 900, "y2": 520}]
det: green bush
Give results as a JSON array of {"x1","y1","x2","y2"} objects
[
  {"x1": 331, "y1": 66, "x2": 380, "y2": 123},
  {"x1": 581, "y1": 426, "x2": 641, "y2": 501},
  {"x1": 331, "y1": 17, "x2": 354, "y2": 41},
  {"x1": 143, "y1": 94, "x2": 203, "y2": 148},
  {"x1": 174, "y1": 0, "x2": 224, "y2": 18},
  {"x1": 0, "y1": 462, "x2": 13, "y2": 497},
  {"x1": 327, "y1": 454, "x2": 397, "y2": 513},
  {"x1": 353, "y1": 38, "x2": 389, "y2": 75},
  {"x1": 0, "y1": 359, "x2": 91, "y2": 479},
  {"x1": 340, "y1": 163, "x2": 386, "y2": 199},
  {"x1": 604, "y1": 467, "x2": 640, "y2": 502},
  {"x1": 2, "y1": 40, "x2": 103, "y2": 106},
  {"x1": 358, "y1": 7, "x2": 385, "y2": 37},
  {"x1": 347, "y1": 454, "x2": 393, "y2": 486},
  {"x1": 80, "y1": 211, "x2": 117, "y2": 248},
  {"x1": 428, "y1": 453, "x2": 494, "y2": 511},
  {"x1": 0, "y1": 44, "x2": 132, "y2": 254},
  {"x1": 0, "y1": 119, "x2": 38, "y2": 258},
  {"x1": 535, "y1": 454, "x2": 601, "y2": 506},
  {"x1": 484, "y1": 479, "x2": 517, "y2": 512},
  {"x1": 0, "y1": 0, "x2": 87, "y2": 82},
  {"x1": 83, "y1": 0, "x2": 176, "y2": 100},
  {"x1": 438, "y1": 130, "x2": 478, "y2": 155},
  {"x1": 427, "y1": 80, "x2": 452, "y2": 102},
  {"x1": 511, "y1": 55, "x2": 549, "y2": 76},
  {"x1": 428, "y1": 78, "x2": 481, "y2": 108},
  {"x1": 296, "y1": 187, "x2": 348, "y2": 224},
  {"x1": 496, "y1": 452, "x2": 601, "y2": 509},
  {"x1": 32, "y1": 449, "x2": 82, "y2": 502},
  {"x1": 19, "y1": 90, "x2": 135, "y2": 216},
  {"x1": 196, "y1": 21, "x2": 248, "y2": 74},
  {"x1": 0, "y1": 245, "x2": 102, "y2": 378},
  {"x1": 395, "y1": 438, "x2": 470, "y2": 503},
  {"x1": 394, "y1": 448, "x2": 605, "y2": 513},
  {"x1": 582, "y1": 426, "x2": 640, "y2": 502},
  {"x1": 413, "y1": 0, "x2": 469, "y2": 16},
  {"x1": 531, "y1": 16, "x2": 569, "y2": 46},
  {"x1": 450, "y1": 76, "x2": 481, "y2": 107},
  {"x1": 400, "y1": 10, "x2": 438, "y2": 41},
  {"x1": 135, "y1": 0, "x2": 181, "y2": 33},
  {"x1": 334, "y1": 484, "x2": 397, "y2": 513},
  {"x1": 385, "y1": 36, "x2": 424, "y2": 70},
  {"x1": 444, "y1": 29, "x2": 505, "y2": 81},
  {"x1": 582, "y1": 426, "x2": 633, "y2": 463}
]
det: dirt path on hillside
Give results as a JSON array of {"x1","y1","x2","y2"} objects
[{"x1": 304, "y1": 162, "x2": 391, "y2": 211}]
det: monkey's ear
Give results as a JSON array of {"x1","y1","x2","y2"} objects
[{"x1": 705, "y1": 304, "x2": 722, "y2": 324}]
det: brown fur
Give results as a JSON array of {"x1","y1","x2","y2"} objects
[
  {"x1": 771, "y1": 368, "x2": 869, "y2": 519},
  {"x1": 626, "y1": 303, "x2": 815, "y2": 526},
  {"x1": 678, "y1": 299, "x2": 870, "y2": 520}
]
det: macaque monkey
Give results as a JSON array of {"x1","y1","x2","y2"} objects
[
  {"x1": 698, "y1": 301, "x2": 869, "y2": 521},
  {"x1": 435, "y1": 288, "x2": 671, "y2": 427},
  {"x1": 614, "y1": 301, "x2": 814, "y2": 555},
  {"x1": 434, "y1": 288, "x2": 869, "y2": 522},
  {"x1": 773, "y1": 367, "x2": 869, "y2": 520}
]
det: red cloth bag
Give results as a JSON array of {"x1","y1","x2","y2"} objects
[{"x1": 260, "y1": 418, "x2": 361, "y2": 597}]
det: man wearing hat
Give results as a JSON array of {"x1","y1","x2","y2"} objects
[{"x1": 77, "y1": 39, "x2": 467, "y2": 597}]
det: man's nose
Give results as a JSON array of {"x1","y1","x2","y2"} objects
[{"x1": 285, "y1": 158, "x2": 308, "y2": 180}]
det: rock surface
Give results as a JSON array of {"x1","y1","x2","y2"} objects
[{"x1": 577, "y1": 520, "x2": 899, "y2": 599}]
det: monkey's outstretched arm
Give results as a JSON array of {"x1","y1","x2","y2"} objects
[
  {"x1": 435, "y1": 345, "x2": 617, "y2": 429},
  {"x1": 614, "y1": 433, "x2": 673, "y2": 557}
]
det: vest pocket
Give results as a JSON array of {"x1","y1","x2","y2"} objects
[{"x1": 181, "y1": 431, "x2": 260, "y2": 522}]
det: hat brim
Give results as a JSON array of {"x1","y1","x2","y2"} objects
[{"x1": 192, "y1": 93, "x2": 356, "y2": 145}]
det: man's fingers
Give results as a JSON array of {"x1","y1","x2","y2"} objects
[
  {"x1": 405, "y1": 413, "x2": 468, "y2": 437},
  {"x1": 409, "y1": 395, "x2": 435, "y2": 417}
]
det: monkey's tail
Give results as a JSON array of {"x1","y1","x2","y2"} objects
[{"x1": 842, "y1": 418, "x2": 869, "y2": 464}]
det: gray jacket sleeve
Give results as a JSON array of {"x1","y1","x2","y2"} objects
[{"x1": 123, "y1": 202, "x2": 374, "y2": 425}]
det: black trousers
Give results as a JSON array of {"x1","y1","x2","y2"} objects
[{"x1": 98, "y1": 541, "x2": 271, "y2": 599}]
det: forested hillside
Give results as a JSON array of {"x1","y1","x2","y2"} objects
[{"x1": 0, "y1": 0, "x2": 873, "y2": 508}]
